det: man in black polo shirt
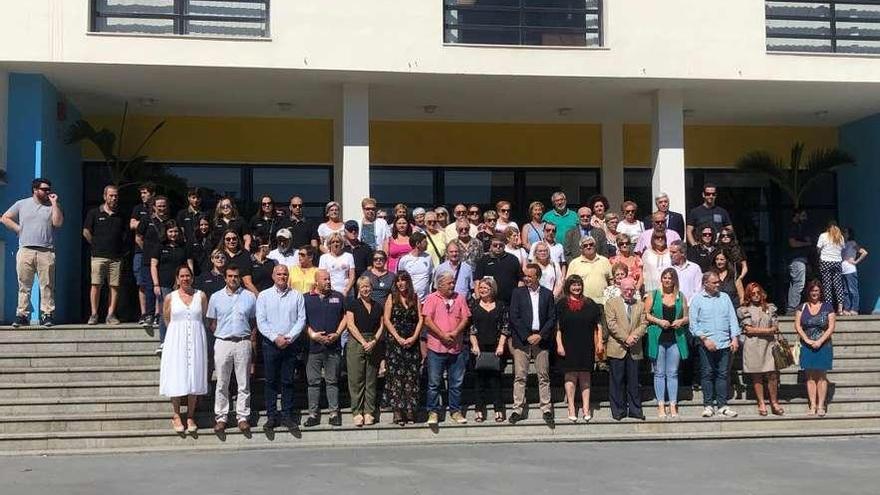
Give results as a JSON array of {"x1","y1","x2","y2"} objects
[
  {"x1": 135, "y1": 195, "x2": 171, "y2": 328},
  {"x1": 83, "y1": 185, "x2": 126, "y2": 325},
  {"x1": 686, "y1": 183, "x2": 733, "y2": 245},
  {"x1": 130, "y1": 182, "x2": 155, "y2": 325},
  {"x1": 303, "y1": 270, "x2": 347, "y2": 427},
  {"x1": 175, "y1": 187, "x2": 207, "y2": 243},
  {"x1": 278, "y1": 195, "x2": 319, "y2": 251},
  {"x1": 474, "y1": 233, "x2": 524, "y2": 304}
]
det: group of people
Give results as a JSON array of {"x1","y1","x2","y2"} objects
[{"x1": 0, "y1": 178, "x2": 861, "y2": 429}]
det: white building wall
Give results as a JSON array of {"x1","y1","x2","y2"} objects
[{"x1": 2, "y1": 1, "x2": 880, "y2": 84}]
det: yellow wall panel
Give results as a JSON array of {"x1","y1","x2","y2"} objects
[
  {"x1": 81, "y1": 115, "x2": 334, "y2": 164},
  {"x1": 623, "y1": 124, "x2": 838, "y2": 167},
  {"x1": 370, "y1": 121, "x2": 602, "y2": 166}
]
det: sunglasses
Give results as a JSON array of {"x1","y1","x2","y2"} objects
[
  {"x1": 499, "y1": 208, "x2": 510, "y2": 213},
  {"x1": 468, "y1": 211, "x2": 480, "y2": 215},
  {"x1": 701, "y1": 232, "x2": 713, "y2": 237},
  {"x1": 720, "y1": 233, "x2": 732, "y2": 238},
  {"x1": 583, "y1": 244, "x2": 596, "y2": 248},
  {"x1": 491, "y1": 243, "x2": 505, "y2": 248},
  {"x1": 261, "y1": 202, "x2": 273, "y2": 206},
  {"x1": 578, "y1": 215, "x2": 591, "y2": 219},
  {"x1": 363, "y1": 206, "x2": 376, "y2": 211},
  {"x1": 426, "y1": 220, "x2": 438, "y2": 225},
  {"x1": 373, "y1": 257, "x2": 386, "y2": 262},
  {"x1": 624, "y1": 209, "x2": 636, "y2": 214},
  {"x1": 224, "y1": 237, "x2": 237, "y2": 242},
  {"x1": 617, "y1": 242, "x2": 630, "y2": 247},
  {"x1": 704, "y1": 192, "x2": 717, "y2": 197},
  {"x1": 454, "y1": 210, "x2": 466, "y2": 215},
  {"x1": 220, "y1": 204, "x2": 232, "y2": 209},
  {"x1": 297, "y1": 252, "x2": 307, "y2": 256},
  {"x1": 38, "y1": 187, "x2": 52, "y2": 192},
  {"x1": 290, "y1": 204, "x2": 303, "y2": 208}
]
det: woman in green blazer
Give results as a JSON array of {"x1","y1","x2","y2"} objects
[{"x1": 644, "y1": 267, "x2": 690, "y2": 418}]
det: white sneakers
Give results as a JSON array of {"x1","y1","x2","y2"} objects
[{"x1": 702, "y1": 406, "x2": 738, "y2": 418}]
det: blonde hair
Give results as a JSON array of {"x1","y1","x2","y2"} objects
[
  {"x1": 356, "y1": 275, "x2": 371, "y2": 290},
  {"x1": 826, "y1": 223, "x2": 844, "y2": 245}
]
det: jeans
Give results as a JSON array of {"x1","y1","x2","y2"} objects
[
  {"x1": 843, "y1": 272, "x2": 860, "y2": 313},
  {"x1": 699, "y1": 345, "x2": 731, "y2": 408},
  {"x1": 426, "y1": 350, "x2": 468, "y2": 414},
  {"x1": 787, "y1": 258, "x2": 806, "y2": 314},
  {"x1": 157, "y1": 287, "x2": 173, "y2": 343},
  {"x1": 262, "y1": 337, "x2": 297, "y2": 418},
  {"x1": 652, "y1": 341, "x2": 681, "y2": 404},
  {"x1": 306, "y1": 349, "x2": 342, "y2": 417}
]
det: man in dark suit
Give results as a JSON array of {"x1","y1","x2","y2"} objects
[
  {"x1": 508, "y1": 263, "x2": 557, "y2": 425},
  {"x1": 644, "y1": 192, "x2": 685, "y2": 240}
]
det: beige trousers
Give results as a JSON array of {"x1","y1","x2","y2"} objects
[
  {"x1": 214, "y1": 338, "x2": 252, "y2": 423},
  {"x1": 16, "y1": 247, "x2": 55, "y2": 316},
  {"x1": 511, "y1": 344, "x2": 551, "y2": 415}
]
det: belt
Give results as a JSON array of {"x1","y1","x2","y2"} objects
[{"x1": 216, "y1": 336, "x2": 249, "y2": 342}]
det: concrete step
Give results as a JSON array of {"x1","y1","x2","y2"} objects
[
  {"x1": 0, "y1": 326, "x2": 155, "y2": 340},
  {"x1": 0, "y1": 380, "x2": 160, "y2": 399},
  {"x1": 780, "y1": 332, "x2": 880, "y2": 344},
  {"x1": 1, "y1": 392, "x2": 877, "y2": 416},
  {"x1": 779, "y1": 316, "x2": 880, "y2": 332},
  {"x1": 1, "y1": 412, "x2": 878, "y2": 455},
  {"x1": 0, "y1": 339, "x2": 159, "y2": 353},
  {"x1": 0, "y1": 365, "x2": 159, "y2": 383},
  {"x1": 0, "y1": 352, "x2": 158, "y2": 368}
]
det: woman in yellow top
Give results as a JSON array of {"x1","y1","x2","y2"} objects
[{"x1": 289, "y1": 244, "x2": 318, "y2": 294}]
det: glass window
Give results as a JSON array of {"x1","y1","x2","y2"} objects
[
  {"x1": 370, "y1": 168, "x2": 436, "y2": 211},
  {"x1": 523, "y1": 169, "x2": 599, "y2": 209},
  {"x1": 92, "y1": 0, "x2": 269, "y2": 37},
  {"x1": 443, "y1": 170, "x2": 515, "y2": 211},
  {"x1": 252, "y1": 167, "x2": 332, "y2": 219},
  {"x1": 765, "y1": 1, "x2": 880, "y2": 53}
]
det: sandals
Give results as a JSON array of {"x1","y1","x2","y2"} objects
[
  {"x1": 817, "y1": 407, "x2": 827, "y2": 418},
  {"x1": 186, "y1": 419, "x2": 198, "y2": 433},
  {"x1": 757, "y1": 404, "x2": 768, "y2": 416},
  {"x1": 567, "y1": 415, "x2": 578, "y2": 423},
  {"x1": 494, "y1": 412, "x2": 505, "y2": 423},
  {"x1": 171, "y1": 414, "x2": 185, "y2": 433},
  {"x1": 770, "y1": 404, "x2": 785, "y2": 416},
  {"x1": 475, "y1": 412, "x2": 485, "y2": 423}
]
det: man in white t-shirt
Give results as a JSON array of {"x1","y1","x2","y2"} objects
[
  {"x1": 397, "y1": 231, "x2": 434, "y2": 302},
  {"x1": 529, "y1": 222, "x2": 565, "y2": 265}
]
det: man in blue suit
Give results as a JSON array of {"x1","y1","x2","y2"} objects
[{"x1": 508, "y1": 263, "x2": 557, "y2": 425}]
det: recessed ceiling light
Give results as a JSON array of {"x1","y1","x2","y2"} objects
[
  {"x1": 557, "y1": 107, "x2": 572, "y2": 116},
  {"x1": 813, "y1": 110, "x2": 829, "y2": 119},
  {"x1": 423, "y1": 105, "x2": 438, "y2": 114},
  {"x1": 276, "y1": 102, "x2": 294, "y2": 112},
  {"x1": 137, "y1": 97, "x2": 157, "y2": 107}
]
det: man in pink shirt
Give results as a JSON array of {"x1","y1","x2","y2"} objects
[
  {"x1": 422, "y1": 271, "x2": 471, "y2": 426},
  {"x1": 635, "y1": 211, "x2": 681, "y2": 255}
]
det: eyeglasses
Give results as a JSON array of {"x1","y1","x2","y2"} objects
[
  {"x1": 426, "y1": 220, "x2": 438, "y2": 225},
  {"x1": 290, "y1": 203, "x2": 303, "y2": 208},
  {"x1": 704, "y1": 192, "x2": 717, "y2": 197},
  {"x1": 363, "y1": 206, "x2": 376, "y2": 211},
  {"x1": 468, "y1": 211, "x2": 480, "y2": 216},
  {"x1": 220, "y1": 204, "x2": 232, "y2": 209},
  {"x1": 37, "y1": 187, "x2": 51, "y2": 192},
  {"x1": 454, "y1": 210, "x2": 466, "y2": 215},
  {"x1": 330, "y1": 241, "x2": 342, "y2": 245},
  {"x1": 578, "y1": 215, "x2": 591, "y2": 219},
  {"x1": 701, "y1": 232, "x2": 713, "y2": 237},
  {"x1": 624, "y1": 209, "x2": 636, "y2": 214},
  {"x1": 224, "y1": 237, "x2": 237, "y2": 242},
  {"x1": 373, "y1": 257, "x2": 386, "y2": 262},
  {"x1": 212, "y1": 255, "x2": 227, "y2": 260},
  {"x1": 261, "y1": 202, "x2": 273, "y2": 206},
  {"x1": 720, "y1": 233, "x2": 732, "y2": 238},
  {"x1": 499, "y1": 208, "x2": 510, "y2": 213}
]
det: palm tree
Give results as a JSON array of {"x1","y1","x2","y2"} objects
[
  {"x1": 65, "y1": 102, "x2": 166, "y2": 189},
  {"x1": 735, "y1": 142, "x2": 855, "y2": 209}
]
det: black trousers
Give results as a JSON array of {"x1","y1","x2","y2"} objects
[{"x1": 608, "y1": 354, "x2": 642, "y2": 418}]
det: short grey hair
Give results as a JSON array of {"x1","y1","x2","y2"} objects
[
  {"x1": 655, "y1": 192, "x2": 669, "y2": 202},
  {"x1": 475, "y1": 277, "x2": 498, "y2": 298},
  {"x1": 435, "y1": 271, "x2": 456, "y2": 286}
]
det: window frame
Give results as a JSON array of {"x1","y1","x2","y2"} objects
[
  {"x1": 766, "y1": 0, "x2": 880, "y2": 54},
  {"x1": 89, "y1": 0, "x2": 271, "y2": 38}
]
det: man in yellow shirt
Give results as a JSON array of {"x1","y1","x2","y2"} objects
[{"x1": 566, "y1": 236, "x2": 613, "y2": 303}]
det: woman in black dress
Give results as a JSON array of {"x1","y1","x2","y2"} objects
[
  {"x1": 555, "y1": 275, "x2": 604, "y2": 422},
  {"x1": 382, "y1": 271, "x2": 423, "y2": 426},
  {"x1": 468, "y1": 277, "x2": 509, "y2": 423}
]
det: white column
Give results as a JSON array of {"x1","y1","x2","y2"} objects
[
  {"x1": 601, "y1": 122, "x2": 624, "y2": 211},
  {"x1": 651, "y1": 89, "x2": 686, "y2": 219},
  {"x1": 333, "y1": 83, "x2": 370, "y2": 220}
]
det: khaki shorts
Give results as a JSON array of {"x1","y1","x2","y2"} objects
[{"x1": 91, "y1": 257, "x2": 121, "y2": 287}]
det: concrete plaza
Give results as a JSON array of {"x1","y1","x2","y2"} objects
[{"x1": 2, "y1": 438, "x2": 878, "y2": 495}]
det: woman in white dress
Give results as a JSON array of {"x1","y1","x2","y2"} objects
[{"x1": 159, "y1": 264, "x2": 208, "y2": 434}]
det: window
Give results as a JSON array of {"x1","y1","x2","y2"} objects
[
  {"x1": 766, "y1": 1, "x2": 880, "y2": 54},
  {"x1": 370, "y1": 169, "x2": 436, "y2": 212},
  {"x1": 522, "y1": 169, "x2": 599, "y2": 210},
  {"x1": 252, "y1": 167, "x2": 332, "y2": 219},
  {"x1": 444, "y1": 0, "x2": 603, "y2": 47},
  {"x1": 91, "y1": 0, "x2": 270, "y2": 38},
  {"x1": 444, "y1": 169, "x2": 515, "y2": 208}
]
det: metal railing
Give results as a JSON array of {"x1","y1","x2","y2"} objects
[
  {"x1": 766, "y1": 0, "x2": 880, "y2": 54},
  {"x1": 443, "y1": 0, "x2": 602, "y2": 47},
  {"x1": 90, "y1": 0, "x2": 270, "y2": 38}
]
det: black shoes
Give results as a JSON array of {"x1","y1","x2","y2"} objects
[
  {"x1": 11, "y1": 315, "x2": 28, "y2": 328},
  {"x1": 39, "y1": 313, "x2": 54, "y2": 327},
  {"x1": 629, "y1": 412, "x2": 646, "y2": 421},
  {"x1": 303, "y1": 416, "x2": 320, "y2": 428},
  {"x1": 282, "y1": 416, "x2": 299, "y2": 430},
  {"x1": 263, "y1": 416, "x2": 279, "y2": 430},
  {"x1": 543, "y1": 411, "x2": 555, "y2": 425},
  {"x1": 611, "y1": 413, "x2": 624, "y2": 421},
  {"x1": 328, "y1": 415, "x2": 342, "y2": 427},
  {"x1": 508, "y1": 412, "x2": 523, "y2": 424}
]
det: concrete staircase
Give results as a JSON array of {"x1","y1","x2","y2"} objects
[{"x1": 1, "y1": 316, "x2": 879, "y2": 455}]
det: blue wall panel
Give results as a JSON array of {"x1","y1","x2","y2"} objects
[
  {"x1": 2, "y1": 73, "x2": 82, "y2": 323},
  {"x1": 839, "y1": 115, "x2": 880, "y2": 314}
]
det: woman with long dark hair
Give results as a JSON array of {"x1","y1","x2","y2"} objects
[
  {"x1": 644, "y1": 267, "x2": 689, "y2": 418},
  {"x1": 212, "y1": 197, "x2": 251, "y2": 251},
  {"x1": 709, "y1": 250, "x2": 742, "y2": 306},
  {"x1": 794, "y1": 280, "x2": 836, "y2": 417},
  {"x1": 382, "y1": 271, "x2": 423, "y2": 425},
  {"x1": 384, "y1": 216, "x2": 412, "y2": 273}
]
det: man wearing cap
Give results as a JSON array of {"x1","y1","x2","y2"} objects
[
  {"x1": 355, "y1": 197, "x2": 389, "y2": 251},
  {"x1": 268, "y1": 228, "x2": 299, "y2": 267},
  {"x1": 343, "y1": 220, "x2": 373, "y2": 280},
  {"x1": 567, "y1": 235, "x2": 613, "y2": 304}
]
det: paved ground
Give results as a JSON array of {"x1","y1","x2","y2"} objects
[{"x1": 2, "y1": 438, "x2": 879, "y2": 494}]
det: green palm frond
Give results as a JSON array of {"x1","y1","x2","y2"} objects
[
  {"x1": 736, "y1": 141, "x2": 855, "y2": 208},
  {"x1": 65, "y1": 120, "x2": 117, "y2": 163}
]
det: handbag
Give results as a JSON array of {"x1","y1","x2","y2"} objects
[
  {"x1": 771, "y1": 333, "x2": 796, "y2": 370},
  {"x1": 474, "y1": 351, "x2": 502, "y2": 371}
]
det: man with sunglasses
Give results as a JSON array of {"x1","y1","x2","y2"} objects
[
  {"x1": 3, "y1": 178, "x2": 64, "y2": 327},
  {"x1": 474, "y1": 233, "x2": 523, "y2": 305},
  {"x1": 686, "y1": 183, "x2": 732, "y2": 245},
  {"x1": 563, "y1": 206, "x2": 608, "y2": 262},
  {"x1": 567, "y1": 236, "x2": 613, "y2": 304},
  {"x1": 354, "y1": 197, "x2": 389, "y2": 251},
  {"x1": 530, "y1": 219, "x2": 566, "y2": 265},
  {"x1": 634, "y1": 210, "x2": 681, "y2": 255},
  {"x1": 444, "y1": 204, "x2": 477, "y2": 241},
  {"x1": 278, "y1": 195, "x2": 319, "y2": 256},
  {"x1": 687, "y1": 224, "x2": 718, "y2": 272},
  {"x1": 343, "y1": 220, "x2": 373, "y2": 280},
  {"x1": 644, "y1": 192, "x2": 685, "y2": 239}
]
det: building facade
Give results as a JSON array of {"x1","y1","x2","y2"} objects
[{"x1": 1, "y1": 0, "x2": 879, "y2": 321}]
